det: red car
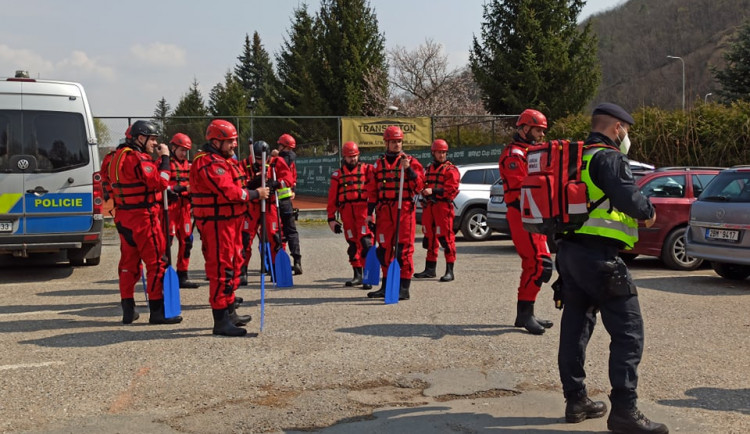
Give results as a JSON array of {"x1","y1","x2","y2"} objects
[{"x1": 621, "y1": 166, "x2": 724, "y2": 270}]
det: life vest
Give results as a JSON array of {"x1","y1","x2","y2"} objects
[
  {"x1": 375, "y1": 154, "x2": 414, "y2": 201},
  {"x1": 574, "y1": 146, "x2": 639, "y2": 248},
  {"x1": 336, "y1": 163, "x2": 368, "y2": 204},
  {"x1": 424, "y1": 161, "x2": 454, "y2": 202},
  {"x1": 190, "y1": 151, "x2": 247, "y2": 220},
  {"x1": 169, "y1": 157, "x2": 190, "y2": 192},
  {"x1": 108, "y1": 147, "x2": 160, "y2": 210}
]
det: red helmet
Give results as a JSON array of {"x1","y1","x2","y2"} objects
[
  {"x1": 516, "y1": 109, "x2": 548, "y2": 129},
  {"x1": 124, "y1": 125, "x2": 132, "y2": 140},
  {"x1": 342, "y1": 141, "x2": 360, "y2": 157},
  {"x1": 170, "y1": 133, "x2": 192, "y2": 150},
  {"x1": 431, "y1": 139, "x2": 449, "y2": 152},
  {"x1": 205, "y1": 119, "x2": 238, "y2": 141},
  {"x1": 383, "y1": 125, "x2": 404, "y2": 141},
  {"x1": 277, "y1": 133, "x2": 296, "y2": 149}
]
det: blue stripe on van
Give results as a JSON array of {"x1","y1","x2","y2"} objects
[
  {"x1": 25, "y1": 215, "x2": 94, "y2": 233},
  {"x1": 24, "y1": 193, "x2": 92, "y2": 214}
]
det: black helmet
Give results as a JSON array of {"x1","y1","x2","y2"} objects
[
  {"x1": 129, "y1": 120, "x2": 160, "y2": 138},
  {"x1": 253, "y1": 140, "x2": 270, "y2": 158}
]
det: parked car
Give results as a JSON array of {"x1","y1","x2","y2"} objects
[
  {"x1": 487, "y1": 179, "x2": 509, "y2": 234},
  {"x1": 621, "y1": 166, "x2": 724, "y2": 270},
  {"x1": 686, "y1": 166, "x2": 750, "y2": 280},
  {"x1": 416, "y1": 163, "x2": 499, "y2": 241}
]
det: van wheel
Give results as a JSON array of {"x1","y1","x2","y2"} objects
[
  {"x1": 661, "y1": 227, "x2": 703, "y2": 271},
  {"x1": 711, "y1": 262, "x2": 750, "y2": 280},
  {"x1": 460, "y1": 208, "x2": 491, "y2": 241}
]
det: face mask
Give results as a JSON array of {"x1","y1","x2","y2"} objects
[{"x1": 617, "y1": 126, "x2": 631, "y2": 155}]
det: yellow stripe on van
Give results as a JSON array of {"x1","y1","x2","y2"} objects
[{"x1": 0, "y1": 193, "x2": 23, "y2": 214}]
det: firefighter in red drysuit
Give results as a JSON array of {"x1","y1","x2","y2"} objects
[
  {"x1": 365, "y1": 126, "x2": 424, "y2": 301},
  {"x1": 166, "y1": 133, "x2": 199, "y2": 289},
  {"x1": 108, "y1": 120, "x2": 182, "y2": 325},
  {"x1": 414, "y1": 139, "x2": 460, "y2": 282},
  {"x1": 239, "y1": 140, "x2": 294, "y2": 282},
  {"x1": 326, "y1": 141, "x2": 375, "y2": 289},
  {"x1": 498, "y1": 108, "x2": 554, "y2": 335},
  {"x1": 190, "y1": 120, "x2": 269, "y2": 337}
]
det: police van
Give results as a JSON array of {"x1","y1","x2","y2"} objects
[{"x1": 0, "y1": 72, "x2": 104, "y2": 265}]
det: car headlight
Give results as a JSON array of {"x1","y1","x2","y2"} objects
[{"x1": 490, "y1": 196, "x2": 504, "y2": 203}]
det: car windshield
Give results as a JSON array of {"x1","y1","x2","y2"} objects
[{"x1": 699, "y1": 170, "x2": 750, "y2": 202}]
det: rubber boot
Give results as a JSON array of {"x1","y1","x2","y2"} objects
[
  {"x1": 607, "y1": 405, "x2": 669, "y2": 434},
  {"x1": 239, "y1": 266, "x2": 248, "y2": 286},
  {"x1": 212, "y1": 308, "x2": 247, "y2": 337},
  {"x1": 529, "y1": 300, "x2": 553, "y2": 329},
  {"x1": 345, "y1": 267, "x2": 363, "y2": 287},
  {"x1": 399, "y1": 278, "x2": 411, "y2": 300},
  {"x1": 177, "y1": 271, "x2": 200, "y2": 289},
  {"x1": 148, "y1": 299, "x2": 183, "y2": 325},
  {"x1": 565, "y1": 391, "x2": 607, "y2": 423},
  {"x1": 439, "y1": 262, "x2": 455, "y2": 282},
  {"x1": 367, "y1": 276, "x2": 386, "y2": 298},
  {"x1": 293, "y1": 256, "x2": 303, "y2": 275},
  {"x1": 514, "y1": 301, "x2": 545, "y2": 335},
  {"x1": 227, "y1": 302, "x2": 252, "y2": 326},
  {"x1": 121, "y1": 298, "x2": 139, "y2": 324},
  {"x1": 414, "y1": 260, "x2": 437, "y2": 278}
]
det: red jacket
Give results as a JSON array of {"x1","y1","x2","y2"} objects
[
  {"x1": 423, "y1": 160, "x2": 460, "y2": 203},
  {"x1": 190, "y1": 144, "x2": 251, "y2": 220},
  {"x1": 107, "y1": 145, "x2": 169, "y2": 210}
]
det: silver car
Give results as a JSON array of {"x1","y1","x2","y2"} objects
[
  {"x1": 487, "y1": 179, "x2": 509, "y2": 234},
  {"x1": 686, "y1": 166, "x2": 750, "y2": 280}
]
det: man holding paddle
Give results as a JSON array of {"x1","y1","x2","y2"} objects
[
  {"x1": 190, "y1": 120, "x2": 269, "y2": 337},
  {"x1": 366, "y1": 126, "x2": 424, "y2": 301}
]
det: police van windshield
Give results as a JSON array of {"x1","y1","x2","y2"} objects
[{"x1": 0, "y1": 110, "x2": 89, "y2": 173}]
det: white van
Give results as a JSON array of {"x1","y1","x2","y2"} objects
[{"x1": 0, "y1": 73, "x2": 104, "y2": 265}]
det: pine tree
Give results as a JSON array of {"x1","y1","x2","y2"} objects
[
  {"x1": 314, "y1": 0, "x2": 388, "y2": 115},
  {"x1": 713, "y1": 20, "x2": 750, "y2": 103},
  {"x1": 234, "y1": 32, "x2": 277, "y2": 114},
  {"x1": 469, "y1": 0, "x2": 600, "y2": 121},
  {"x1": 168, "y1": 79, "x2": 209, "y2": 145}
]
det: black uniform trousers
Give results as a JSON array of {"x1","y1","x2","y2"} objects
[
  {"x1": 278, "y1": 197, "x2": 301, "y2": 259},
  {"x1": 556, "y1": 238, "x2": 644, "y2": 409}
]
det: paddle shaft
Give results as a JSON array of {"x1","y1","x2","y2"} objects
[
  {"x1": 392, "y1": 160, "x2": 406, "y2": 263},
  {"x1": 273, "y1": 167, "x2": 283, "y2": 241},
  {"x1": 260, "y1": 151, "x2": 267, "y2": 270},
  {"x1": 163, "y1": 187, "x2": 172, "y2": 265}
]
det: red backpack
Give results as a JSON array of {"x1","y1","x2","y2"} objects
[{"x1": 519, "y1": 139, "x2": 590, "y2": 235}]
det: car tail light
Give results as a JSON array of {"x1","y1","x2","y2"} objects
[{"x1": 92, "y1": 171, "x2": 103, "y2": 217}]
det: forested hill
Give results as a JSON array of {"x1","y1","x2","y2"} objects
[{"x1": 586, "y1": 0, "x2": 750, "y2": 111}]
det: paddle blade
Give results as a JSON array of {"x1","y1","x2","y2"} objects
[
  {"x1": 274, "y1": 249, "x2": 294, "y2": 288},
  {"x1": 362, "y1": 247, "x2": 380, "y2": 285},
  {"x1": 384, "y1": 259, "x2": 400, "y2": 305},
  {"x1": 260, "y1": 273, "x2": 266, "y2": 331},
  {"x1": 265, "y1": 243, "x2": 276, "y2": 284},
  {"x1": 163, "y1": 265, "x2": 182, "y2": 318}
]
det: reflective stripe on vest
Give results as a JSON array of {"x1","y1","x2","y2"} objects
[
  {"x1": 277, "y1": 187, "x2": 293, "y2": 199},
  {"x1": 575, "y1": 147, "x2": 639, "y2": 248},
  {"x1": 337, "y1": 163, "x2": 367, "y2": 204}
]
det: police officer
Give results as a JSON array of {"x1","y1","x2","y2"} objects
[
  {"x1": 556, "y1": 103, "x2": 666, "y2": 434},
  {"x1": 166, "y1": 133, "x2": 199, "y2": 289},
  {"x1": 326, "y1": 141, "x2": 375, "y2": 288},
  {"x1": 414, "y1": 139, "x2": 460, "y2": 282},
  {"x1": 275, "y1": 133, "x2": 302, "y2": 275},
  {"x1": 108, "y1": 120, "x2": 182, "y2": 325},
  {"x1": 498, "y1": 109, "x2": 553, "y2": 335},
  {"x1": 366, "y1": 126, "x2": 424, "y2": 301},
  {"x1": 190, "y1": 120, "x2": 268, "y2": 337}
]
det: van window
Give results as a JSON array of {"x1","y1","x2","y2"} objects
[{"x1": 0, "y1": 110, "x2": 88, "y2": 172}]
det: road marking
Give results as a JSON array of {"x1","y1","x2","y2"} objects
[{"x1": 0, "y1": 361, "x2": 65, "y2": 371}]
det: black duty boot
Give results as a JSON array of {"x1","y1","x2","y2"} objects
[
  {"x1": 212, "y1": 308, "x2": 247, "y2": 337},
  {"x1": 439, "y1": 262, "x2": 455, "y2": 282},
  {"x1": 121, "y1": 298, "x2": 139, "y2": 324},
  {"x1": 607, "y1": 406, "x2": 669, "y2": 434},
  {"x1": 293, "y1": 256, "x2": 303, "y2": 275},
  {"x1": 565, "y1": 391, "x2": 607, "y2": 423},
  {"x1": 239, "y1": 266, "x2": 248, "y2": 286},
  {"x1": 528, "y1": 300, "x2": 553, "y2": 329},
  {"x1": 345, "y1": 267, "x2": 363, "y2": 287},
  {"x1": 227, "y1": 303, "x2": 252, "y2": 326},
  {"x1": 177, "y1": 271, "x2": 200, "y2": 289},
  {"x1": 399, "y1": 278, "x2": 411, "y2": 300},
  {"x1": 367, "y1": 276, "x2": 386, "y2": 298},
  {"x1": 148, "y1": 299, "x2": 183, "y2": 325},
  {"x1": 414, "y1": 260, "x2": 437, "y2": 278},
  {"x1": 514, "y1": 301, "x2": 545, "y2": 335}
]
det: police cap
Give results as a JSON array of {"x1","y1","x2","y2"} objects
[{"x1": 592, "y1": 102, "x2": 635, "y2": 126}]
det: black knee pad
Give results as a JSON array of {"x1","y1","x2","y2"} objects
[
  {"x1": 438, "y1": 236, "x2": 453, "y2": 256},
  {"x1": 537, "y1": 256, "x2": 554, "y2": 285},
  {"x1": 360, "y1": 235, "x2": 372, "y2": 252},
  {"x1": 183, "y1": 237, "x2": 193, "y2": 258},
  {"x1": 346, "y1": 241, "x2": 358, "y2": 261},
  {"x1": 376, "y1": 246, "x2": 386, "y2": 265}
]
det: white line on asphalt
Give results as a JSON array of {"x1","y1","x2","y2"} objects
[{"x1": 0, "y1": 361, "x2": 65, "y2": 371}]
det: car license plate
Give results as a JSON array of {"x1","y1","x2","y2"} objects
[
  {"x1": 0, "y1": 221, "x2": 12, "y2": 232},
  {"x1": 706, "y1": 228, "x2": 739, "y2": 242}
]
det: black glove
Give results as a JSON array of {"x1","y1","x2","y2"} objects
[
  {"x1": 172, "y1": 185, "x2": 187, "y2": 194},
  {"x1": 247, "y1": 176, "x2": 262, "y2": 190},
  {"x1": 166, "y1": 188, "x2": 179, "y2": 200},
  {"x1": 268, "y1": 180, "x2": 281, "y2": 190},
  {"x1": 334, "y1": 222, "x2": 343, "y2": 234},
  {"x1": 551, "y1": 277, "x2": 563, "y2": 310},
  {"x1": 273, "y1": 233, "x2": 282, "y2": 251}
]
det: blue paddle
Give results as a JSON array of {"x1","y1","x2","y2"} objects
[
  {"x1": 384, "y1": 164, "x2": 405, "y2": 305},
  {"x1": 272, "y1": 168, "x2": 293, "y2": 288},
  {"x1": 259, "y1": 150, "x2": 268, "y2": 331},
  {"x1": 362, "y1": 246, "x2": 380, "y2": 285},
  {"x1": 162, "y1": 189, "x2": 181, "y2": 318}
]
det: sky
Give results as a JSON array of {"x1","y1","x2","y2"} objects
[{"x1": 1, "y1": 0, "x2": 625, "y2": 118}]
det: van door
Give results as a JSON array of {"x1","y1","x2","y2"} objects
[{"x1": 0, "y1": 103, "x2": 24, "y2": 236}]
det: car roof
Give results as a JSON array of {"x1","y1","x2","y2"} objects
[{"x1": 455, "y1": 163, "x2": 497, "y2": 173}]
